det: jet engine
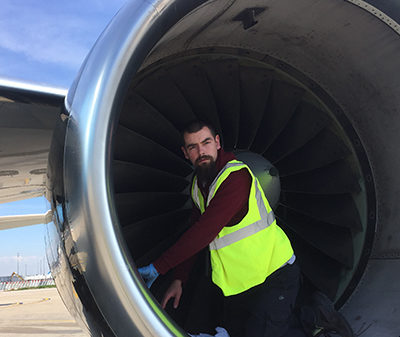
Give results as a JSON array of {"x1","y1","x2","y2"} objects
[{"x1": 45, "y1": 0, "x2": 400, "y2": 336}]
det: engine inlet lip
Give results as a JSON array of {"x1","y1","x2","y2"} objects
[{"x1": 63, "y1": 1, "x2": 208, "y2": 336}]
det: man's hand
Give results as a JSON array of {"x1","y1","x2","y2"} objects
[
  {"x1": 138, "y1": 263, "x2": 159, "y2": 288},
  {"x1": 161, "y1": 279, "x2": 183, "y2": 309}
]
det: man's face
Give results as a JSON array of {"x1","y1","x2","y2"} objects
[{"x1": 181, "y1": 126, "x2": 221, "y2": 168}]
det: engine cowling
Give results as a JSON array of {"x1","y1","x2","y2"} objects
[{"x1": 46, "y1": 0, "x2": 400, "y2": 336}]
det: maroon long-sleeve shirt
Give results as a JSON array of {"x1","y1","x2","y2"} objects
[{"x1": 153, "y1": 149, "x2": 251, "y2": 281}]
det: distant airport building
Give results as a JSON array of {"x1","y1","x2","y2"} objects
[{"x1": 0, "y1": 273, "x2": 54, "y2": 291}]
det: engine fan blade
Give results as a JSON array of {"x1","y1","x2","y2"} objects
[
  {"x1": 278, "y1": 193, "x2": 362, "y2": 231},
  {"x1": 251, "y1": 80, "x2": 304, "y2": 154},
  {"x1": 281, "y1": 160, "x2": 361, "y2": 195},
  {"x1": 237, "y1": 66, "x2": 273, "y2": 149},
  {"x1": 124, "y1": 209, "x2": 192, "y2": 263},
  {"x1": 135, "y1": 68, "x2": 196, "y2": 131},
  {"x1": 265, "y1": 102, "x2": 330, "y2": 162},
  {"x1": 113, "y1": 161, "x2": 189, "y2": 194},
  {"x1": 277, "y1": 208, "x2": 354, "y2": 268},
  {"x1": 115, "y1": 192, "x2": 189, "y2": 226},
  {"x1": 119, "y1": 92, "x2": 182, "y2": 156},
  {"x1": 203, "y1": 59, "x2": 241, "y2": 150},
  {"x1": 168, "y1": 61, "x2": 222, "y2": 132},
  {"x1": 114, "y1": 126, "x2": 192, "y2": 176},
  {"x1": 276, "y1": 129, "x2": 352, "y2": 177}
]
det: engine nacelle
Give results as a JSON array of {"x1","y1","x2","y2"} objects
[{"x1": 46, "y1": 0, "x2": 400, "y2": 336}]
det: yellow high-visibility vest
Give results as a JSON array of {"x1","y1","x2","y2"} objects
[{"x1": 191, "y1": 160, "x2": 294, "y2": 296}]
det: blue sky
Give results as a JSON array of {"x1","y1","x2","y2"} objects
[
  {"x1": 0, "y1": 0, "x2": 126, "y2": 276},
  {"x1": 0, "y1": 198, "x2": 49, "y2": 276},
  {"x1": 0, "y1": 0, "x2": 126, "y2": 88}
]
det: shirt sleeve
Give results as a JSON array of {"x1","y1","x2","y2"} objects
[
  {"x1": 172, "y1": 254, "x2": 198, "y2": 283},
  {"x1": 153, "y1": 168, "x2": 251, "y2": 275}
]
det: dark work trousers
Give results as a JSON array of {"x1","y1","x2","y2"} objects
[
  {"x1": 223, "y1": 261, "x2": 306, "y2": 337},
  {"x1": 154, "y1": 254, "x2": 306, "y2": 337}
]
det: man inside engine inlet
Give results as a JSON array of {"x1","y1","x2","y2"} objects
[{"x1": 138, "y1": 120, "x2": 354, "y2": 337}]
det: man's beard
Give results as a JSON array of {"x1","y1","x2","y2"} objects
[{"x1": 194, "y1": 155, "x2": 217, "y2": 188}]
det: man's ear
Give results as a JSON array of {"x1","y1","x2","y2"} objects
[
  {"x1": 181, "y1": 146, "x2": 189, "y2": 159},
  {"x1": 215, "y1": 135, "x2": 221, "y2": 150}
]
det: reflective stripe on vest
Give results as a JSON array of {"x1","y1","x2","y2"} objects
[
  {"x1": 206, "y1": 161, "x2": 245, "y2": 207},
  {"x1": 209, "y1": 210, "x2": 275, "y2": 251},
  {"x1": 191, "y1": 177, "x2": 203, "y2": 211}
]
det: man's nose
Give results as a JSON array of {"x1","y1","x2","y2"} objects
[{"x1": 199, "y1": 145, "x2": 206, "y2": 156}]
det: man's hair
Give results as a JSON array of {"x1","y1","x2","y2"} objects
[{"x1": 181, "y1": 120, "x2": 218, "y2": 144}]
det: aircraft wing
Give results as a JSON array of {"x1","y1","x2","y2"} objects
[
  {"x1": 0, "y1": 80, "x2": 65, "y2": 229},
  {"x1": 0, "y1": 80, "x2": 65, "y2": 203}
]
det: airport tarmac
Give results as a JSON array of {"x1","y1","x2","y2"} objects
[{"x1": 0, "y1": 287, "x2": 87, "y2": 336}]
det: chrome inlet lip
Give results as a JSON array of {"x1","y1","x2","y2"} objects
[{"x1": 63, "y1": 1, "x2": 206, "y2": 336}]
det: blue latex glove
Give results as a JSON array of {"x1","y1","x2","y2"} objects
[
  {"x1": 138, "y1": 263, "x2": 159, "y2": 288},
  {"x1": 189, "y1": 327, "x2": 230, "y2": 337}
]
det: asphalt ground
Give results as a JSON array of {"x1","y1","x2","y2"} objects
[{"x1": 0, "y1": 287, "x2": 87, "y2": 336}]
